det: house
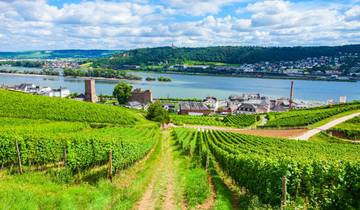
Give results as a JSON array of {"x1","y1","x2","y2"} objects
[
  {"x1": 271, "y1": 99, "x2": 290, "y2": 112},
  {"x1": 203, "y1": 97, "x2": 218, "y2": 110},
  {"x1": 216, "y1": 100, "x2": 237, "y2": 115},
  {"x1": 179, "y1": 101, "x2": 212, "y2": 116},
  {"x1": 229, "y1": 93, "x2": 261, "y2": 102},
  {"x1": 16, "y1": 83, "x2": 35, "y2": 92},
  {"x1": 237, "y1": 103, "x2": 257, "y2": 113},
  {"x1": 128, "y1": 88, "x2": 152, "y2": 105},
  {"x1": 163, "y1": 104, "x2": 176, "y2": 112},
  {"x1": 50, "y1": 88, "x2": 70, "y2": 98},
  {"x1": 237, "y1": 98, "x2": 270, "y2": 114},
  {"x1": 126, "y1": 101, "x2": 144, "y2": 109}
]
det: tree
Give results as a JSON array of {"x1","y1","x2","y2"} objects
[
  {"x1": 146, "y1": 101, "x2": 170, "y2": 125},
  {"x1": 113, "y1": 82, "x2": 133, "y2": 104}
]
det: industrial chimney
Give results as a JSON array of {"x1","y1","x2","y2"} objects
[{"x1": 289, "y1": 81, "x2": 294, "y2": 109}]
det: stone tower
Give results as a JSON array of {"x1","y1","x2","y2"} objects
[{"x1": 85, "y1": 79, "x2": 97, "y2": 103}]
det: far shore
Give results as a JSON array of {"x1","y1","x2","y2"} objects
[
  {"x1": 0, "y1": 72, "x2": 134, "y2": 82},
  {"x1": 0, "y1": 70, "x2": 357, "y2": 84}
]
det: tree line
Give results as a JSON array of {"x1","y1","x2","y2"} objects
[{"x1": 91, "y1": 45, "x2": 360, "y2": 68}]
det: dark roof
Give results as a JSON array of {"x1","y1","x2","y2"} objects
[{"x1": 180, "y1": 101, "x2": 209, "y2": 111}]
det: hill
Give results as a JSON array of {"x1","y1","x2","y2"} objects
[
  {"x1": 0, "y1": 89, "x2": 142, "y2": 125},
  {"x1": 92, "y1": 45, "x2": 360, "y2": 67},
  {"x1": 0, "y1": 50, "x2": 121, "y2": 59}
]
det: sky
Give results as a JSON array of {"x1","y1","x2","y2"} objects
[{"x1": 0, "y1": 0, "x2": 359, "y2": 51}]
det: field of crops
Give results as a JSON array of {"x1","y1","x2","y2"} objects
[
  {"x1": 0, "y1": 117, "x2": 159, "y2": 172},
  {"x1": 170, "y1": 114, "x2": 225, "y2": 126},
  {"x1": 172, "y1": 128, "x2": 360, "y2": 209},
  {"x1": 264, "y1": 102, "x2": 360, "y2": 127},
  {"x1": 170, "y1": 114, "x2": 258, "y2": 127},
  {"x1": 223, "y1": 114, "x2": 258, "y2": 127},
  {"x1": 0, "y1": 89, "x2": 141, "y2": 125},
  {"x1": 330, "y1": 116, "x2": 360, "y2": 140}
]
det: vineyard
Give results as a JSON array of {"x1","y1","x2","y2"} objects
[
  {"x1": 0, "y1": 117, "x2": 159, "y2": 172},
  {"x1": 0, "y1": 89, "x2": 142, "y2": 125},
  {"x1": 330, "y1": 116, "x2": 360, "y2": 140},
  {"x1": 170, "y1": 114, "x2": 258, "y2": 127},
  {"x1": 172, "y1": 128, "x2": 360, "y2": 209},
  {"x1": 264, "y1": 102, "x2": 360, "y2": 127}
]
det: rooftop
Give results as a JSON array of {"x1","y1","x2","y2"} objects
[{"x1": 180, "y1": 101, "x2": 209, "y2": 111}]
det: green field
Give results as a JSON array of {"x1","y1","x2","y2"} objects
[
  {"x1": 170, "y1": 114, "x2": 258, "y2": 128},
  {"x1": 329, "y1": 116, "x2": 360, "y2": 140},
  {"x1": 172, "y1": 128, "x2": 360, "y2": 209},
  {"x1": 264, "y1": 102, "x2": 360, "y2": 128},
  {"x1": 0, "y1": 89, "x2": 142, "y2": 124},
  {"x1": 0, "y1": 90, "x2": 219, "y2": 209},
  {"x1": 2, "y1": 88, "x2": 360, "y2": 209}
]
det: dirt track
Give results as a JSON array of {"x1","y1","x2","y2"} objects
[{"x1": 183, "y1": 125, "x2": 308, "y2": 138}]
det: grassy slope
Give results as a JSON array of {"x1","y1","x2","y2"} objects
[
  {"x1": 0, "y1": 89, "x2": 163, "y2": 209},
  {"x1": 0, "y1": 171, "x2": 115, "y2": 210},
  {"x1": 0, "y1": 89, "x2": 143, "y2": 125},
  {"x1": 309, "y1": 109, "x2": 360, "y2": 128}
]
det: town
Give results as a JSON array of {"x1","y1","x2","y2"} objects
[
  {"x1": 2, "y1": 79, "x2": 347, "y2": 117},
  {"x1": 167, "y1": 53, "x2": 360, "y2": 81},
  {"x1": 1, "y1": 52, "x2": 360, "y2": 82}
]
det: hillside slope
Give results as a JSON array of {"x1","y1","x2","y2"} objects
[
  {"x1": 0, "y1": 50, "x2": 121, "y2": 59},
  {"x1": 0, "y1": 89, "x2": 142, "y2": 125},
  {"x1": 93, "y1": 45, "x2": 360, "y2": 67}
]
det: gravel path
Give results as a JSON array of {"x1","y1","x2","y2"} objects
[{"x1": 292, "y1": 112, "x2": 360, "y2": 140}]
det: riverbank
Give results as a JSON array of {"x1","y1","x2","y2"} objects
[
  {"x1": 126, "y1": 69, "x2": 358, "y2": 83},
  {"x1": 0, "y1": 68, "x2": 357, "y2": 83},
  {"x1": 1, "y1": 71, "x2": 359, "y2": 102},
  {"x1": 0, "y1": 72, "x2": 132, "y2": 82}
]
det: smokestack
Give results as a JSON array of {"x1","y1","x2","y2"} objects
[{"x1": 289, "y1": 81, "x2": 294, "y2": 109}]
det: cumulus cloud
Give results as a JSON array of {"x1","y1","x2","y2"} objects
[
  {"x1": 162, "y1": 0, "x2": 244, "y2": 16},
  {"x1": 0, "y1": 0, "x2": 359, "y2": 50},
  {"x1": 345, "y1": 5, "x2": 360, "y2": 21}
]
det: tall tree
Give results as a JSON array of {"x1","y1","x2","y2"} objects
[
  {"x1": 113, "y1": 82, "x2": 133, "y2": 104},
  {"x1": 146, "y1": 101, "x2": 170, "y2": 125}
]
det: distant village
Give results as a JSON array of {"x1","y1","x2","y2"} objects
[
  {"x1": 1, "y1": 83, "x2": 70, "y2": 98},
  {"x1": 2, "y1": 79, "x2": 348, "y2": 117},
  {"x1": 1, "y1": 52, "x2": 360, "y2": 82},
  {"x1": 167, "y1": 53, "x2": 360, "y2": 81}
]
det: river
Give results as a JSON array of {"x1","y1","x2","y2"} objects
[{"x1": 0, "y1": 71, "x2": 359, "y2": 102}]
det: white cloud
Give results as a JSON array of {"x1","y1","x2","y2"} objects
[
  {"x1": 345, "y1": 5, "x2": 360, "y2": 21},
  {"x1": 0, "y1": 0, "x2": 359, "y2": 50},
  {"x1": 163, "y1": 0, "x2": 244, "y2": 16}
]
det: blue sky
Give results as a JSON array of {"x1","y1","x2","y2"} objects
[{"x1": 0, "y1": 0, "x2": 359, "y2": 51}]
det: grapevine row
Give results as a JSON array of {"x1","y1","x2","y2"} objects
[{"x1": 172, "y1": 128, "x2": 360, "y2": 208}]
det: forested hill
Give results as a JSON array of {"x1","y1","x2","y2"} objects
[
  {"x1": 92, "y1": 45, "x2": 360, "y2": 67},
  {"x1": 0, "y1": 50, "x2": 121, "y2": 59}
]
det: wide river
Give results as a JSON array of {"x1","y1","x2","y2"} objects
[{"x1": 0, "y1": 71, "x2": 359, "y2": 102}]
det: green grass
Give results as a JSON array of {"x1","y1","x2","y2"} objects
[
  {"x1": 264, "y1": 102, "x2": 360, "y2": 128},
  {"x1": 309, "y1": 109, "x2": 360, "y2": 128},
  {"x1": 0, "y1": 89, "x2": 142, "y2": 125},
  {"x1": 184, "y1": 168, "x2": 210, "y2": 207},
  {"x1": 0, "y1": 171, "x2": 115, "y2": 210},
  {"x1": 208, "y1": 160, "x2": 233, "y2": 210},
  {"x1": 110, "y1": 135, "x2": 162, "y2": 210},
  {"x1": 173, "y1": 128, "x2": 360, "y2": 208},
  {"x1": 170, "y1": 114, "x2": 258, "y2": 128},
  {"x1": 309, "y1": 132, "x2": 353, "y2": 144},
  {"x1": 172, "y1": 135, "x2": 211, "y2": 208}
]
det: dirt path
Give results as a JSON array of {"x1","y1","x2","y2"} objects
[
  {"x1": 292, "y1": 111, "x2": 360, "y2": 140},
  {"x1": 135, "y1": 130, "x2": 177, "y2": 210},
  {"x1": 183, "y1": 125, "x2": 307, "y2": 138}
]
